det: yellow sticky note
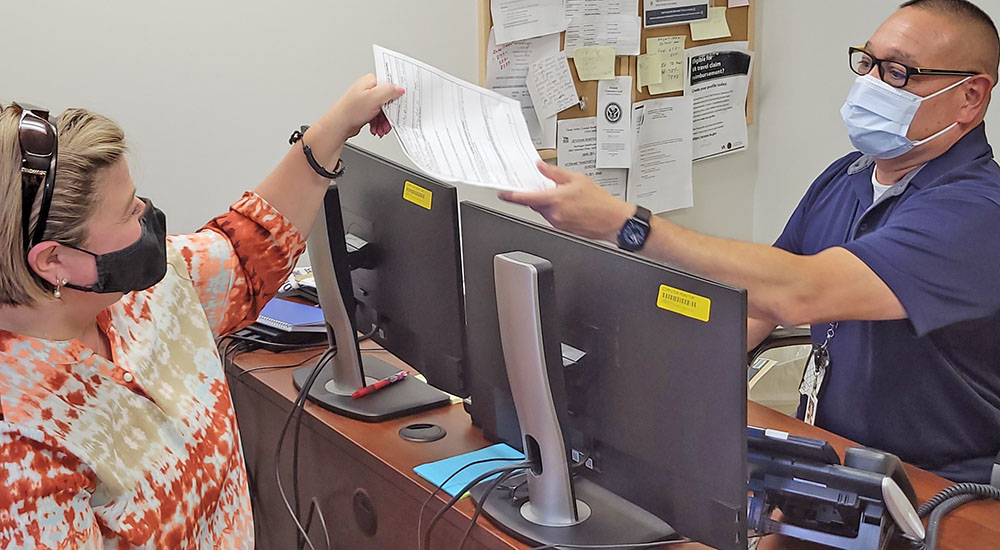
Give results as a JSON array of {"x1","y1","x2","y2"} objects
[
  {"x1": 402, "y1": 180, "x2": 433, "y2": 210},
  {"x1": 637, "y1": 54, "x2": 663, "y2": 91},
  {"x1": 572, "y1": 46, "x2": 616, "y2": 81},
  {"x1": 646, "y1": 36, "x2": 685, "y2": 95},
  {"x1": 656, "y1": 284, "x2": 711, "y2": 323},
  {"x1": 689, "y1": 6, "x2": 732, "y2": 42}
]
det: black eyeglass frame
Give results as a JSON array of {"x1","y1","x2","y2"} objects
[
  {"x1": 15, "y1": 102, "x2": 58, "y2": 253},
  {"x1": 848, "y1": 46, "x2": 980, "y2": 88}
]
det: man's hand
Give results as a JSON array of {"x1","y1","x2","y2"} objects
[{"x1": 499, "y1": 161, "x2": 636, "y2": 241}]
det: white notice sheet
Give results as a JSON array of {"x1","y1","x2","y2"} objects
[
  {"x1": 486, "y1": 28, "x2": 561, "y2": 149},
  {"x1": 628, "y1": 96, "x2": 694, "y2": 214},
  {"x1": 597, "y1": 76, "x2": 632, "y2": 169},
  {"x1": 564, "y1": 0, "x2": 639, "y2": 17},
  {"x1": 526, "y1": 52, "x2": 581, "y2": 122},
  {"x1": 373, "y1": 45, "x2": 552, "y2": 191},
  {"x1": 565, "y1": 15, "x2": 642, "y2": 56},
  {"x1": 492, "y1": 0, "x2": 567, "y2": 45},
  {"x1": 685, "y1": 41, "x2": 753, "y2": 161},
  {"x1": 557, "y1": 117, "x2": 627, "y2": 199}
]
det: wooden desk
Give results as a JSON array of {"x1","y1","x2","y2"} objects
[{"x1": 225, "y1": 346, "x2": 1000, "y2": 550}]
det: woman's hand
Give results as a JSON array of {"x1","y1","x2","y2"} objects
[
  {"x1": 318, "y1": 73, "x2": 403, "y2": 143},
  {"x1": 499, "y1": 161, "x2": 635, "y2": 242}
]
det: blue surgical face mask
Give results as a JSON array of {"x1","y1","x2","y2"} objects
[{"x1": 840, "y1": 74, "x2": 971, "y2": 159}]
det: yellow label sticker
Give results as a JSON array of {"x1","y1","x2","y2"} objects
[
  {"x1": 403, "y1": 181, "x2": 433, "y2": 210},
  {"x1": 656, "y1": 284, "x2": 711, "y2": 322}
]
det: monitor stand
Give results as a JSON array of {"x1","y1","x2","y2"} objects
[
  {"x1": 470, "y1": 252, "x2": 675, "y2": 547},
  {"x1": 292, "y1": 187, "x2": 450, "y2": 422}
]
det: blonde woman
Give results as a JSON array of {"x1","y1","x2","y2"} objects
[{"x1": 0, "y1": 75, "x2": 403, "y2": 549}]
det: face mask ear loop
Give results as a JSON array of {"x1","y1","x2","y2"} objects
[{"x1": 920, "y1": 75, "x2": 973, "y2": 102}]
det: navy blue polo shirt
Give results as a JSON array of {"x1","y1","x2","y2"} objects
[{"x1": 773, "y1": 123, "x2": 1000, "y2": 483}]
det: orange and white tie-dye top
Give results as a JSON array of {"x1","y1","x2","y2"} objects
[{"x1": 0, "y1": 192, "x2": 306, "y2": 549}]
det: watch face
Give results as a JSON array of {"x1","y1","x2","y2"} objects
[{"x1": 621, "y1": 220, "x2": 649, "y2": 249}]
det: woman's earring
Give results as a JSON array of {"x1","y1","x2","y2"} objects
[{"x1": 54, "y1": 278, "x2": 67, "y2": 299}]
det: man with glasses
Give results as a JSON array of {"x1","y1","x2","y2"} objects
[{"x1": 500, "y1": 0, "x2": 1000, "y2": 483}]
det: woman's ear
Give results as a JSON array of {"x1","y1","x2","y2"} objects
[
  {"x1": 25, "y1": 242, "x2": 98, "y2": 288},
  {"x1": 25, "y1": 241, "x2": 65, "y2": 286}
]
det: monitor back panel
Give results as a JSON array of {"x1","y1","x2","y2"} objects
[
  {"x1": 461, "y1": 201, "x2": 748, "y2": 550},
  {"x1": 336, "y1": 145, "x2": 467, "y2": 397}
]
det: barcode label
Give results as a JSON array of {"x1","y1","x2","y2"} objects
[{"x1": 656, "y1": 284, "x2": 711, "y2": 322}]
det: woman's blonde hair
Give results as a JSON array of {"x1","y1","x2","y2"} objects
[{"x1": 0, "y1": 104, "x2": 127, "y2": 306}]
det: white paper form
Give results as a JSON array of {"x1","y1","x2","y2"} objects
[
  {"x1": 597, "y1": 76, "x2": 632, "y2": 169},
  {"x1": 557, "y1": 117, "x2": 627, "y2": 199},
  {"x1": 684, "y1": 41, "x2": 753, "y2": 161},
  {"x1": 526, "y1": 52, "x2": 581, "y2": 122},
  {"x1": 565, "y1": 15, "x2": 642, "y2": 56},
  {"x1": 373, "y1": 45, "x2": 552, "y2": 191},
  {"x1": 491, "y1": 0, "x2": 567, "y2": 45},
  {"x1": 643, "y1": 0, "x2": 710, "y2": 28},
  {"x1": 628, "y1": 96, "x2": 694, "y2": 214},
  {"x1": 564, "y1": 0, "x2": 639, "y2": 17},
  {"x1": 486, "y1": 28, "x2": 561, "y2": 149}
]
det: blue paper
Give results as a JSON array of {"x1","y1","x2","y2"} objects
[{"x1": 414, "y1": 443, "x2": 525, "y2": 497}]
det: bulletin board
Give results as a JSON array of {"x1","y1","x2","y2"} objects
[{"x1": 477, "y1": 0, "x2": 755, "y2": 160}]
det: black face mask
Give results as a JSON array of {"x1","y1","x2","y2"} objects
[{"x1": 64, "y1": 198, "x2": 168, "y2": 294}]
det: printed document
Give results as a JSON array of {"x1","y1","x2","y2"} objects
[
  {"x1": 565, "y1": 15, "x2": 641, "y2": 56},
  {"x1": 684, "y1": 41, "x2": 753, "y2": 161},
  {"x1": 373, "y1": 45, "x2": 552, "y2": 191},
  {"x1": 486, "y1": 28, "x2": 561, "y2": 149},
  {"x1": 643, "y1": 0, "x2": 709, "y2": 28},
  {"x1": 557, "y1": 117, "x2": 627, "y2": 200},
  {"x1": 492, "y1": 0, "x2": 567, "y2": 45},
  {"x1": 597, "y1": 76, "x2": 632, "y2": 169},
  {"x1": 628, "y1": 96, "x2": 694, "y2": 214}
]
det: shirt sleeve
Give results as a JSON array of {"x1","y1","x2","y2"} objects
[
  {"x1": 0, "y1": 426, "x2": 102, "y2": 550},
  {"x1": 167, "y1": 191, "x2": 307, "y2": 337},
  {"x1": 842, "y1": 184, "x2": 1000, "y2": 336}
]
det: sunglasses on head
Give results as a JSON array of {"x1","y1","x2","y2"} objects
[{"x1": 15, "y1": 102, "x2": 58, "y2": 253}]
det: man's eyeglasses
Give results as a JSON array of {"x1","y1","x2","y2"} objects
[
  {"x1": 849, "y1": 46, "x2": 979, "y2": 88},
  {"x1": 15, "y1": 102, "x2": 58, "y2": 253}
]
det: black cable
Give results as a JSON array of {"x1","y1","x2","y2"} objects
[
  {"x1": 416, "y1": 457, "x2": 525, "y2": 550},
  {"x1": 421, "y1": 463, "x2": 530, "y2": 550},
  {"x1": 528, "y1": 540, "x2": 693, "y2": 549},
  {"x1": 357, "y1": 322, "x2": 379, "y2": 343},
  {"x1": 917, "y1": 482, "x2": 1000, "y2": 517},
  {"x1": 274, "y1": 348, "x2": 336, "y2": 550},
  {"x1": 456, "y1": 468, "x2": 524, "y2": 549},
  {"x1": 235, "y1": 351, "x2": 325, "y2": 383},
  {"x1": 225, "y1": 333, "x2": 326, "y2": 351},
  {"x1": 923, "y1": 494, "x2": 979, "y2": 550}
]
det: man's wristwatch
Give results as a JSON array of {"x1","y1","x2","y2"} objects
[{"x1": 617, "y1": 205, "x2": 652, "y2": 252}]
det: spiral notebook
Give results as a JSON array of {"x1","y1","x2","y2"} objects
[{"x1": 255, "y1": 298, "x2": 326, "y2": 333}]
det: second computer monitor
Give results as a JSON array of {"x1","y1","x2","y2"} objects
[
  {"x1": 336, "y1": 144, "x2": 467, "y2": 397},
  {"x1": 461, "y1": 201, "x2": 749, "y2": 550}
]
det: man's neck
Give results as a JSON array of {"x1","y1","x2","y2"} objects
[{"x1": 873, "y1": 124, "x2": 973, "y2": 185}]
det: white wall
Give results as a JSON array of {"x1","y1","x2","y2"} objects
[{"x1": 4, "y1": 0, "x2": 1000, "y2": 245}]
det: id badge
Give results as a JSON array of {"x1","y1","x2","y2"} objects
[{"x1": 798, "y1": 345, "x2": 829, "y2": 426}]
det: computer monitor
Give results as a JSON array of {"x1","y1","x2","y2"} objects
[
  {"x1": 461, "y1": 202, "x2": 749, "y2": 550},
  {"x1": 292, "y1": 144, "x2": 467, "y2": 421}
]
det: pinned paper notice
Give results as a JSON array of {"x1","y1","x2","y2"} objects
[
  {"x1": 689, "y1": 6, "x2": 732, "y2": 41},
  {"x1": 646, "y1": 36, "x2": 685, "y2": 95},
  {"x1": 728, "y1": 0, "x2": 749, "y2": 7},
  {"x1": 573, "y1": 46, "x2": 617, "y2": 81},
  {"x1": 526, "y1": 52, "x2": 581, "y2": 122},
  {"x1": 637, "y1": 54, "x2": 663, "y2": 91}
]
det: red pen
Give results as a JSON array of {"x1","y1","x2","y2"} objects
[{"x1": 351, "y1": 370, "x2": 409, "y2": 399}]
